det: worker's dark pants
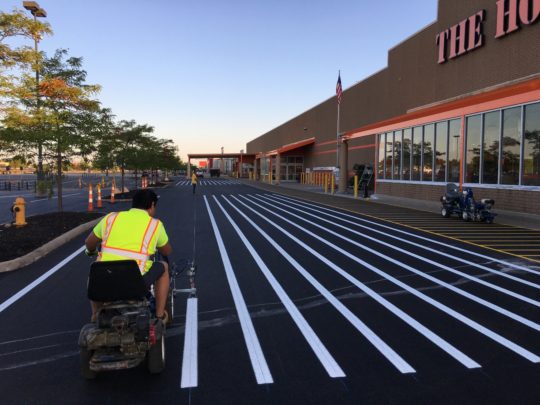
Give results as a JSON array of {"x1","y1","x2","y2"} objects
[{"x1": 192, "y1": 184, "x2": 196, "y2": 194}]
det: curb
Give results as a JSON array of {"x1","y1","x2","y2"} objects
[{"x1": 0, "y1": 216, "x2": 104, "y2": 273}]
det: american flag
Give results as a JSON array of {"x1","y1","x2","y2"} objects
[{"x1": 336, "y1": 73, "x2": 342, "y2": 105}]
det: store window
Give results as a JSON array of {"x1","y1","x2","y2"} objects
[
  {"x1": 394, "y1": 130, "x2": 402, "y2": 179},
  {"x1": 402, "y1": 128, "x2": 411, "y2": 180},
  {"x1": 501, "y1": 107, "x2": 521, "y2": 185},
  {"x1": 423, "y1": 124, "x2": 434, "y2": 181},
  {"x1": 482, "y1": 111, "x2": 500, "y2": 184},
  {"x1": 375, "y1": 101, "x2": 538, "y2": 187},
  {"x1": 448, "y1": 119, "x2": 461, "y2": 183},
  {"x1": 466, "y1": 115, "x2": 481, "y2": 183},
  {"x1": 523, "y1": 102, "x2": 540, "y2": 186},
  {"x1": 412, "y1": 126, "x2": 422, "y2": 180},
  {"x1": 378, "y1": 133, "x2": 385, "y2": 178},
  {"x1": 435, "y1": 121, "x2": 447, "y2": 182},
  {"x1": 385, "y1": 132, "x2": 393, "y2": 179}
]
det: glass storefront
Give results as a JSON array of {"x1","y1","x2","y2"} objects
[
  {"x1": 377, "y1": 101, "x2": 540, "y2": 186},
  {"x1": 281, "y1": 156, "x2": 303, "y2": 181},
  {"x1": 524, "y1": 103, "x2": 540, "y2": 186}
]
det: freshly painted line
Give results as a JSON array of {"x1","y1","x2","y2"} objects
[
  {"x1": 243, "y1": 195, "x2": 540, "y2": 363},
  {"x1": 258, "y1": 195, "x2": 540, "y2": 326},
  {"x1": 180, "y1": 297, "x2": 198, "y2": 388},
  {"x1": 266, "y1": 195, "x2": 540, "y2": 291},
  {"x1": 175, "y1": 180, "x2": 183, "y2": 186},
  {"x1": 230, "y1": 196, "x2": 479, "y2": 370},
  {"x1": 214, "y1": 196, "x2": 345, "y2": 378},
  {"x1": 0, "y1": 246, "x2": 85, "y2": 313},
  {"x1": 203, "y1": 195, "x2": 273, "y2": 385},
  {"x1": 272, "y1": 194, "x2": 540, "y2": 274}
]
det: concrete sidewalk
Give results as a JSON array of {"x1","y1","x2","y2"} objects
[{"x1": 238, "y1": 178, "x2": 540, "y2": 231}]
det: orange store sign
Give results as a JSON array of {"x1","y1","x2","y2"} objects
[{"x1": 436, "y1": 0, "x2": 540, "y2": 64}]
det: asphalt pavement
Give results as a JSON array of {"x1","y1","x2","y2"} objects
[{"x1": 0, "y1": 178, "x2": 538, "y2": 404}]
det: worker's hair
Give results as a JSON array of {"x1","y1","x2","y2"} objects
[{"x1": 132, "y1": 189, "x2": 159, "y2": 209}]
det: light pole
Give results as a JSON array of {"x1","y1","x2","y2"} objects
[{"x1": 23, "y1": 1, "x2": 47, "y2": 190}]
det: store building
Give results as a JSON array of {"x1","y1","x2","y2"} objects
[{"x1": 246, "y1": 0, "x2": 540, "y2": 214}]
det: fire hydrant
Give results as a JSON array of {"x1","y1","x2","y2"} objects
[{"x1": 11, "y1": 197, "x2": 27, "y2": 227}]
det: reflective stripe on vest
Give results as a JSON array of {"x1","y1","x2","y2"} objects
[
  {"x1": 102, "y1": 212, "x2": 119, "y2": 242},
  {"x1": 100, "y1": 247, "x2": 149, "y2": 261},
  {"x1": 101, "y1": 214, "x2": 160, "y2": 273}
]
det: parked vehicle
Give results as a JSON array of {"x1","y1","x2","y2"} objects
[
  {"x1": 440, "y1": 183, "x2": 463, "y2": 218},
  {"x1": 440, "y1": 183, "x2": 496, "y2": 223},
  {"x1": 461, "y1": 187, "x2": 496, "y2": 223}
]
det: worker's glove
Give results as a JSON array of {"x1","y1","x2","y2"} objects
[{"x1": 85, "y1": 248, "x2": 98, "y2": 257}]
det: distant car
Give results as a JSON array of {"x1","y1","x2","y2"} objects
[{"x1": 196, "y1": 170, "x2": 204, "y2": 178}]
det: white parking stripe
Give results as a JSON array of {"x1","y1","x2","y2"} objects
[
  {"x1": 230, "y1": 196, "x2": 479, "y2": 370},
  {"x1": 261, "y1": 194, "x2": 540, "y2": 308},
  {"x1": 203, "y1": 195, "x2": 273, "y2": 384},
  {"x1": 180, "y1": 297, "x2": 198, "y2": 388},
  {"x1": 272, "y1": 194, "x2": 540, "y2": 276},
  {"x1": 0, "y1": 246, "x2": 85, "y2": 313},
  {"x1": 215, "y1": 196, "x2": 346, "y2": 378},
  {"x1": 269, "y1": 194, "x2": 540, "y2": 290},
  {"x1": 241, "y1": 195, "x2": 540, "y2": 363},
  {"x1": 254, "y1": 194, "x2": 540, "y2": 331}
]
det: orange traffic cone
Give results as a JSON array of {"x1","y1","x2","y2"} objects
[
  {"x1": 97, "y1": 184, "x2": 102, "y2": 208},
  {"x1": 111, "y1": 180, "x2": 116, "y2": 204},
  {"x1": 88, "y1": 182, "x2": 94, "y2": 212}
]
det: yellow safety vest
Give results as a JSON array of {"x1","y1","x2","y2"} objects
[{"x1": 93, "y1": 209, "x2": 168, "y2": 274}]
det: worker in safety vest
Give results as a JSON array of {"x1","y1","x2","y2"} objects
[
  {"x1": 191, "y1": 171, "x2": 198, "y2": 194},
  {"x1": 84, "y1": 189, "x2": 172, "y2": 323}
]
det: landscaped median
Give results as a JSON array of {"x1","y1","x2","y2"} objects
[{"x1": 0, "y1": 212, "x2": 104, "y2": 273}]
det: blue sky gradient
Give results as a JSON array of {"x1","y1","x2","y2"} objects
[{"x1": 4, "y1": 0, "x2": 437, "y2": 160}]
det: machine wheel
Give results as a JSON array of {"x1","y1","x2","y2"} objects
[
  {"x1": 147, "y1": 335, "x2": 165, "y2": 374},
  {"x1": 485, "y1": 217, "x2": 493, "y2": 224},
  {"x1": 80, "y1": 348, "x2": 97, "y2": 380},
  {"x1": 462, "y1": 211, "x2": 470, "y2": 221},
  {"x1": 441, "y1": 207, "x2": 450, "y2": 218}
]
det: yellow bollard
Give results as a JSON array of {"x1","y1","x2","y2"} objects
[
  {"x1": 11, "y1": 197, "x2": 27, "y2": 226},
  {"x1": 101, "y1": 176, "x2": 105, "y2": 188},
  {"x1": 324, "y1": 174, "x2": 328, "y2": 193},
  {"x1": 354, "y1": 175, "x2": 359, "y2": 198},
  {"x1": 331, "y1": 175, "x2": 335, "y2": 194}
]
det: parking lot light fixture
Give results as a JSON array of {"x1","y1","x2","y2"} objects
[{"x1": 22, "y1": 1, "x2": 47, "y2": 190}]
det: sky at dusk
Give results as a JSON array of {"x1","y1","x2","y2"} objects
[{"x1": 3, "y1": 0, "x2": 437, "y2": 161}]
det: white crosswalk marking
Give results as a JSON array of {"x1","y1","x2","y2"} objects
[
  {"x1": 253, "y1": 194, "x2": 540, "y2": 330},
  {"x1": 240, "y1": 194, "x2": 540, "y2": 363},
  {"x1": 269, "y1": 194, "x2": 540, "y2": 290},
  {"x1": 229, "y1": 195, "x2": 481, "y2": 370},
  {"x1": 214, "y1": 196, "x2": 346, "y2": 378},
  {"x1": 203, "y1": 195, "x2": 273, "y2": 384}
]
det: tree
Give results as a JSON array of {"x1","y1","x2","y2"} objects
[
  {"x1": 0, "y1": 8, "x2": 52, "y2": 170},
  {"x1": 2, "y1": 49, "x2": 103, "y2": 210}
]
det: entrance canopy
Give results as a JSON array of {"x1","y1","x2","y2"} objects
[
  {"x1": 256, "y1": 137, "x2": 315, "y2": 158},
  {"x1": 188, "y1": 153, "x2": 256, "y2": 160}
]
